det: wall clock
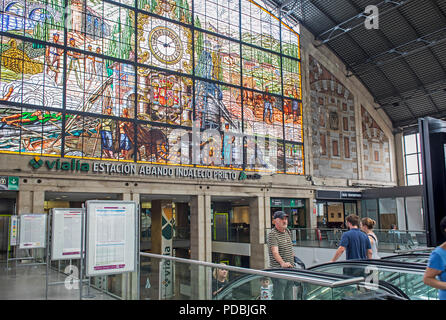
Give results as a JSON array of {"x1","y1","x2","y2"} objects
[{"x1": 148, "y1": 26, "x2": 183, "y2": 65}]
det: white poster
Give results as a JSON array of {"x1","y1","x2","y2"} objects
[
  {"x1": 51, "y1": 209, "x2": 83, "y2": 260},
  {"x1": 85, "y1": 201, "x2": 137, "y2": 277},
  {"x1": 9, "y1": 215, "x2": 18, "y2": 246},
  {"x1": 19, "y1": 214, "x2": 47, "y2": 249}
]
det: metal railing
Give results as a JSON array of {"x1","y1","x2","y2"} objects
[
  {"x1": 139, "y1": 252, "x2": 364, "y2": 300},
  {"x1": 212, "y1": 225, "x2": 250, "y2": 243},
  {"x1": 267, "y1": 228, "x2": 430, "y2": 252}
]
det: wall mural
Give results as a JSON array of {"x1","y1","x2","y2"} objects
[
  {"x1": 309, "y1": 55, "x2": 358, "y2": 179},
  {"x1": 361, "y1": 105, "x2": 391, "y2": 182},
  {"x1": 0, "y1": 0, "x2": 303, "y2": 174}
]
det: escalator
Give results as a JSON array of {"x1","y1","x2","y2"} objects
[
  {"x1": 309, "y1": 260, "x2": 437, "y2": 300},
  {"x1": 214, "y1": 268, "x2": 408, "y2": 300},
  {"x1": 381, "y1": 253, "x2": 430, "y2": 264}
]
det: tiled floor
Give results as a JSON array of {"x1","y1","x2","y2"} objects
[{"x1": 0, "y1": 261, "x2": 117, "y2": 300}]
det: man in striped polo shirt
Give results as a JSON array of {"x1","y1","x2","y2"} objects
[{"x1": 267, "y1": 211, "x2": 295, "y2": 300}]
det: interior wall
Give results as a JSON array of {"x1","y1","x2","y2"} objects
[{"x1": 232, "y1": 206, "x2": 249, "y2": 224}]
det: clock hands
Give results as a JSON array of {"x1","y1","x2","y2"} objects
[
  {"x1": 155, "y1": 38, "x2": 176, "y2": 48},
  {"x1": 148, "y1": 26, "x2": 183, "y2": 64}
]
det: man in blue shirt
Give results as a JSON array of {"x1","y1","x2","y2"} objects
[
  {"x1": 331, "y1": 214, "x2": 372, "y2": 262},
  {"x1": 423, "y1": 216, "x2": 446, "y2": 300}
]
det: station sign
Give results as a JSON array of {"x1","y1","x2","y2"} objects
[{"x1": 28, "y1": 156, "x2": 262, "y2": 182}]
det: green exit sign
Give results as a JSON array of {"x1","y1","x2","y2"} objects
[{"x1": 0, "y1": 176, "x2": 19, "y2": 191}]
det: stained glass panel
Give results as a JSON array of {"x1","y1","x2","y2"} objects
[
  {"x1": 0, "y1": 106, "x2": 22, "y2": 153},
  {"x1": 242, "y1": 45, "x2": 281, "y2": 94},
  {"x1": 137, "y1": 123, "x2": 169, "y2": 164},
  {"x1": 194, "y1": 0, "x2": 240, "y2": 39},
  {"x1": 137, "y1": 15, "x2": 192, "y2": 73},
  {"x1": 138, "y1": 0, "x2": 193, "y2": 24},
  {"x1": 0, "y1": 0, "x2": 303, "y2": 174},
  {"x1": 284, "y1": 99, "x2": 302, "y2": 143},
  {"x1": 285, "y1": 142, "x2": 303, "y2": 174},
  {"x1": 281, "y1": 25, "x2": 300, "y2": 59}
]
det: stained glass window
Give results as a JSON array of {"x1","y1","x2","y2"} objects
[{"x1": 0, "y1": 0, "x2": 303, "y2": 174}]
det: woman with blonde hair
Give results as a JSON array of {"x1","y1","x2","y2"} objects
[
  {"x1": 361, "y1": 217, "x2": 380, "y2": 259},
  {"x1": 212, "y1": 265, "x2": 229, "y2": 297}
]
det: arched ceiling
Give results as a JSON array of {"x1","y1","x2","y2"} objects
[{"x1": 262, "y1": 0, "x2": 446, "y2": 131}]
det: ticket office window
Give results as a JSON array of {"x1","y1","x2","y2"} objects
[
  {"x1": 270, "y1": 198, "x2": 306, "y2": 228},
  {"x1": 327, "y1": 202, "x2": 345, "y2": 229}
]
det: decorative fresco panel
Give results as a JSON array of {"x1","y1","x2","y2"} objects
[
  {"x1": 310, "y1": 55, "x2": 357, "y2": 179},
  {"x1": 362, "y1": 105, "x2": 391, "y2": 182}
]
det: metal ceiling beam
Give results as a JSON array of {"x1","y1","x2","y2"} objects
[
  {"x1": 394, "y1": 107, "x2": 446, "y2": 128},
  {"x1": 389, "y1": 3, "x2": 444, "y2": 114},
  {"x1": 340, "y1": 0, "x2": 424, "y2": 119},
  {"x1": 346, "y1": 27, "x2": 446, "y2": 77},
  {"x1": 260, "y1": 0, "x2": 302, "y2": 29},
  {"x1": 314, "y1": 0, "x2": 415, "y2": 46},
  {"x1": 281, "y1": 0, "x2": 301, "y2": 20},
  {"x1": 306, "y1": 0, "x2": 417, "y2": 120},
  {"x1": 378, "y1": 84, "x2": 446, "y2": 110},
  {"x1": 343, "y1": 0, "x2": 442, "y2": 116}
]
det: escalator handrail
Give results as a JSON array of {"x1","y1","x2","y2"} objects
[
  {"x1": 215, "y1": 269, "x2": 363, "y2": 300},
  {"x1": 309, "y1": 259, "x2": 428, "y2": 272},
  {"x1": 369, "y1": 279, "x2": 410, "y2": 299},
  {"x1": 381, "y1": 253, "x2": 430, "y2": 263},
  {"x1": 216, "y1": 269, "x2": 408, "y2": 300},
  {"x1": 140, "y1": 252, "x2": 364, "y2": 288}
]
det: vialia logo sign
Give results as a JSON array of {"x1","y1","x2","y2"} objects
[{"x1": 29, "y1": 157, "x2": 90, "y2": 172}]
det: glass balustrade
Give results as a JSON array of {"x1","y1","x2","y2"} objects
[
  {"x1": 266, "y1": 228, "x2": 429, "y2": 252},
  {"x1": 309, "y1": 260, "x2": 438, "y2": 300},
  {"x1": 139, "y1": 252, "x2": 406, "y2": 300},
  {"x1": 382, "y1": 253, "x2": 431, "y2": 264}
]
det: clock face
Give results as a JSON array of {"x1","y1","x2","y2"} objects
[{"x1": 148, "y1": 26, "x2": 183, "y2": 65}]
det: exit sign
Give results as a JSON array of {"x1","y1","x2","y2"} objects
[{"x1": 0, "y1": 176, "x2": 19, "y2": 191}]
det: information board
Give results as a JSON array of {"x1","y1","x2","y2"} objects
[
  {"x1": 9, "y1": 215, "x2": 18, "y2": 246},
  {"x1": 19, "y1": 214, "x2": 47, "y2": 249},
  {"x1": 51, "y1": 208, "x2": 83, "y2": 260},
  {"x1": 85, "y1": 201, "x2": 137, "y2": 276}
]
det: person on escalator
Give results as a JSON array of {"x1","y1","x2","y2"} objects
[
  {"x1": 331, "y1": 215, "x2": 372, "y2": 278},
  {"x1": 331, "y1": 214, "x2": 372, "y2": 262},
  {"x1": 212, "y1": 265, "x2": 229, "y2": 297},
  {"x1": 331, "y1": 215, "x2": 372, "y2": 277},
  {"x1": 423, "y1": 216, "x2": 446, "y2": 300},
  {"x1": 361, "y1": 217, "x2": 380, "y2": 259},
  {"x1": 267, "y1": 211, "x2": 295, "y2": 300}
]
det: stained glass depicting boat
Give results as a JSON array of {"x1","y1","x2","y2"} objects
[
  {"x1": 0, "y1": 35, "x2": 65, "y2": 156},
  {"x1": 0, "y1": 106, "x2": 65, "y2": 155}
]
